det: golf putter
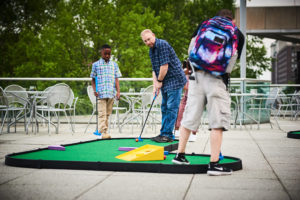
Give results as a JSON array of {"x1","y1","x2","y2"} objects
[
  {"x1": 136, "y1": 91, "x2": 158, "y2": 142},
  {"x1": 93, "y1": 78, "x2": 102, "y2": 137}
]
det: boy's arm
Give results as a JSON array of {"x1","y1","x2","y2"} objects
[
  {"x1": 91, "y1": 78, "x2": 98, "y2": 97},
  {"x1": 115, "y1": 78, "x2": 120, "y2": 100}
]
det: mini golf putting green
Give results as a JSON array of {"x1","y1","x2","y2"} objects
[
  {"x1": 5, "y1": 138, "x2": 242, "y2": 173},
  {"x1": 287, "y1": 130, "x2": 300, "y2": 139}
]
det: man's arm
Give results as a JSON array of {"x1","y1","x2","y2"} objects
[
  {"x1": 153, "y1": 63, "x2": 168, "y2": 94},
  {"x1": 157, "y1": 63, "x2": 168, "y2": 82}
]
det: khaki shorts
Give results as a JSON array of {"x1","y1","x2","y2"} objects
[{"x1": 181, "y1": 70, "x2": 231, "y2": 131}]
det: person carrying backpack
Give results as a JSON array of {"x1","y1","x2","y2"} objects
[{"x1": 172, "y1": 9, "x2": 245, "y2": 176}]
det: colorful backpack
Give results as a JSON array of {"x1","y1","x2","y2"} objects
[{"x1": 189, "y1": 16, "x2": 238, "y2": 76}]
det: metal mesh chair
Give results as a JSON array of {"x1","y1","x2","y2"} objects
[
  {"x1": 248, "y1": 88, "x2": 280, "y2": 129},
  {"x1": 134, "y1": 85, "x2": 162, "y2": 133},
  {"x1": 65, "y1": 88, "x2": 78, "y2": 132},
  {"x1": 293, "y1": 91, "x2": 300, "y2": 120},
  {"x1": 0, "y1": 87, "x2": 9, "y2": 134},
  {"x1": 4, "y1": 84, "x2": 28, "y2": 133},
  {"x1": 110, "y1": 98, "x2": 128, "y2": 133},
  {"x1": 84, "y1": 85, "x2": 96, "y2": 133},
  {"x1": 276, "y1": 91, "x2": 295, "y2": 119},
  {"x1": 37, "y1": 83, "x2": 71, "y2": 134},
  {"x1": 84, "y1": 85, "x2": 128, "y2": 133},
  {"x1": 35, "y1": 86, "x2": 53, "y2": 126}
]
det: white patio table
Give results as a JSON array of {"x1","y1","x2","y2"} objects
[{"x1": 6, "y1": 90, "x2": 48, "y2": 134}]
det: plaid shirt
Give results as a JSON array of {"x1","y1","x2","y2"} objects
[
  {"x1": 90, "y1": 58, "x2": 122, "y2": 99},
  {"x1": 149, "y1": 38, "x2": 186, "y2": 92}
]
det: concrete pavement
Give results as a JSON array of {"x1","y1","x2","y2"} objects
[{"x1": 0, "y1": 117, "x2": 299, "y2": 200}]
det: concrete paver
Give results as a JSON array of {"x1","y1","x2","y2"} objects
[{"x1": 0, "y1": 117, "x2": 299, "y2": 200}]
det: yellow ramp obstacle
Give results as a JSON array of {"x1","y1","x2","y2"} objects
[{"x1": 116, "y1": 144, "x2": 164, "y2": 161}]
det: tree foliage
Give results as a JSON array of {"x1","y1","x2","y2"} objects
[
  {"x1": 0, "y1": 0, "x2": 270, "y2": 79},
  {"x1": 231, "y1": 36, "x2": 272, "y2": 78}
]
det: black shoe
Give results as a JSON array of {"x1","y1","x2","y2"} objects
[
  {"x1": 151, "y1": 134, "x2": 162, "y2": 141},
  {"x1": 207, "y1": 162, "x2": 232, "y2": 176},
  {"x1": 153, "y1": 135, "x2": 173, "y2": 143},
  {"x1": 172, "y1": 153, "x2": 190, "y2": 165}
]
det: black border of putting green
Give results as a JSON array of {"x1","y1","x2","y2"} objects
[
  {"x1": 287, "y1": 130, "x2": 300, "y2": 139},
  {"x1": 5, "y1": 138, "x2": 242, "y2": 174}
]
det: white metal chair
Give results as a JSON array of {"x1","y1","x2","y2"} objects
[
  {"x1": 37, "y1": 83, "x2": 71, "y2": 134},
  {"x1": 4, "y1": 84, "x2": 28, "y2": 133},
  {"x1": 35, "y1": 86, "x2": 53, "y2": 126},
  {"x1": 0, "y1": 87, "x2": 9, "y2": 134},
  {"x1": 84, "y1": 85, "x2": 128, "y2": 133},
  {"x1": 65, "y1": 88, "x2": 78, "y2": 132},
  {"x1": 289, "y1": 91, "x2": 300, "y2": 120},
  {"x1": 110, "y1": 98, "x2": 128, "y2": 133},
  {"x1": 84, "y1": 85, "x2": 96, "y2": 133},
  {"x1": 135, "y1": 85, "x2": 162, "y2": 133},
  {"x1": 248, "y1": 88, "x2": 281, "y2": 129},
  {"x1": 276, "y1": 91, "x2": 295, "y2": 119}
]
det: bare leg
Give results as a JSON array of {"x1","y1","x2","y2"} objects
[
  {"x1": 210, "y1": 128, "x2": 223, "y2": 162},
  {"x1": 177, "y1": 126, "x2": 191, "y2": 153}
]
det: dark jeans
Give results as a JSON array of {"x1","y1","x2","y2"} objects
[{"x1": 160, "y1": 87, "x2": 183, "y2": 136}]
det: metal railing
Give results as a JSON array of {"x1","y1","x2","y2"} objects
[{"x1": 1, "y1": 77, "x2": 299, "y2": 124}]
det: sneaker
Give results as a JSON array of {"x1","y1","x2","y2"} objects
[
  {"x1": 207, "y1": 162, "x2": 232, "y2": 176},
  {"x1": 174, "y1": 130, "x2": 180, "y2": 138},
  {"x1": 102, "y1": 133, "x2": 111, "y2": 139},
  {"x1": 151, "y1": 134, "x2": 162, "y2": 141},
  {"x1": 188, "y1": 134, "x2": 197, "y2": 142},
  {"x1": 172, "y1": 153, "x2": 190, "y2": 165},
  {"x1": 153, "y1": 135, "x2": 173, "y2": 143}
]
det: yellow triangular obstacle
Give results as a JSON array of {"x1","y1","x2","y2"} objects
[{"x1": 116, "y1": 144, "x2": 164, "y2": 161}]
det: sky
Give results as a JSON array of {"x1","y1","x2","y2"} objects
[{"x1": 259, "y1": 38, "x2": 275, "y2": 80}]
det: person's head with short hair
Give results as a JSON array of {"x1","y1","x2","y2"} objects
[
  {"x1": 100, "y1": 44, "x2": 111, "y2": 62},
  {"x1": 141, "y1": 29, "x2": 156, "y2": 48},
  {"x1": 217, "y1": 9, "x2": 233, "y2": 20}
]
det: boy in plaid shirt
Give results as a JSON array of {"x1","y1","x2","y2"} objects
[{"x1": 90, "y1": 44, "x2": 122, "y2": 139}]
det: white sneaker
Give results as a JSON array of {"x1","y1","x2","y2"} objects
[
  {"x1": 174, "y1": 130, "x2": 180, "y2": 138},
  {"x1": 188, "y1": 134, "x2": 197, "y2": 142}
]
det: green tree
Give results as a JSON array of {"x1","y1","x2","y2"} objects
[
  {"x1": 114, "y1": 4, "x2": 162, "y2": 77},
  {"x1": 0, "y1": 0, "x2": 271, "y2": 80},
  {"x1": 13, "y1": 1, "x2": 87, "y2": 78},
  {"x1": 0, "y1": 0, "x2": 59, "y2": 76},
  {"x1": 231, "y1": 36, "x2": 272, "y2": 78}
]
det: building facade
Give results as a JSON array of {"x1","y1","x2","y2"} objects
[{"x1": 271, "y1": 42, "x2": 300, "y2": 84}]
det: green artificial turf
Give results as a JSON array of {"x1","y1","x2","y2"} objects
[
  {"x1": 11, "y1": 138, "x2": 237, "y2": 164},
  {"x1": 290, "y1": 131, "x2": 300, "y2": 134}
]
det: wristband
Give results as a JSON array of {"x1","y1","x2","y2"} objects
[{"x1": 157, "y1": 79, "x2": 163, "y2": 83}]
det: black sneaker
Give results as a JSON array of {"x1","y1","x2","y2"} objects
[
  {"x1": 207, "y1": 162, "x2": 232, "y2": 176},
  {"x1": 153, "y1": 135, "x2": 173, "y2": 143},
  {"x1": 172, "y1": 153, "x2": 190, "y2": 165},
  {"x1": 151, "y1": 135, "x2": 162, "y2": 141}
]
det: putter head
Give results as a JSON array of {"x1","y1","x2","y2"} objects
[
  {"x1": 138, "y1": 137, "x2": 143, "y2": 142},
  {"x1": 219, "y1": 152, "x2": 224, "y2": 160},
  {"x1": 94, "y1": 130, "x2": 102, "y2": 138},
  {"x1": 171, "y1": 134, "x2": 175, "y2": 140}
]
